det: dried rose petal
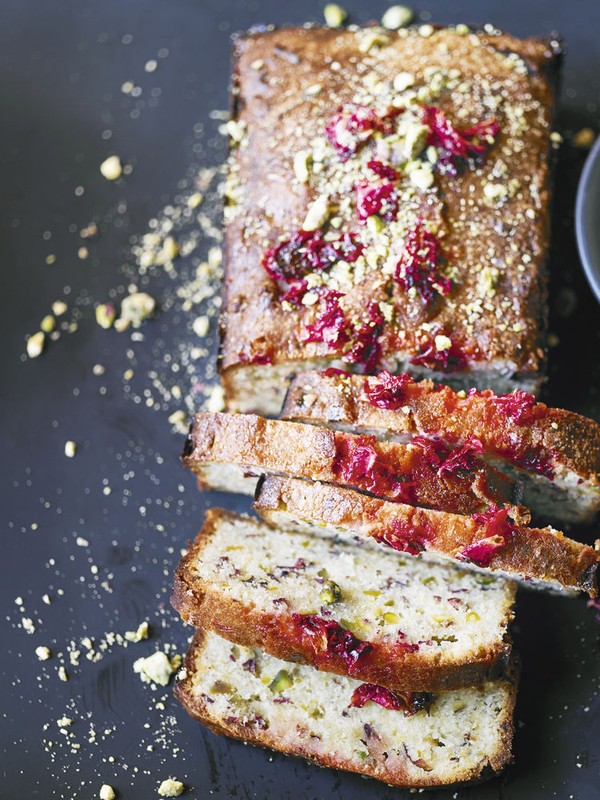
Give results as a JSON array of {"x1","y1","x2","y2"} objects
[
  {"x1": 262, "y1": 230, "x2": 364, "y2": 304},
  {"x1": 349, "y1": 683, "x2": 433, "y2": 715},
  {"x1": 372, "y1": 518, "x2": 431, "y2": 556},
  {"x1": 363, "y1": 371, "x2": 412, "y2": 410},
  {"x1": 292, "y1": 614, "x2": 373, "y2": 672},
  {"x1": 493, "y1": 390, "x2": 539, "y2": 425},
  {"x1": 356, "y1": 181, "x2": 399, "y2": 222},
  {"x1": 438, "y1": 436, "x2": 484, "y2": 476},
  {"x1": 325, "y1": 104, "x2": 381, "y2": 161},
  {"x1": 367, "y1": 159, "x2": 399, "y2": 181},
  {"x1": 422, "y1": 106, "x2": 499, "y2": 164},
  {"x1": 395, "y1": 221, "x2": 452, "y2": 304},
  {"x1": 344, "y1": 302, "x2": 385, "y2": 372},
  {"x1": 333, "y1": 435, "x2": 415, "y2": 503},
  {"x1": 460, "y1": 504, "x2": 516, "y2": 566},
  {"x1": 304, "y1": 289, "x2": 349, "y2": 346},
  {"x1": 410, "y1": 337, "x2": 469, "y2": 372}
]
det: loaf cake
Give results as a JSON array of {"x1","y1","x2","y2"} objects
[
  {"x1": 182, "y1": 412, "x2": 519, "y2": 515},
  {"x1": 281, "y1": 369, "x2": 600, "y2": 525},
  {"x1": 176, "y1": 629, "x2": 517, "y2": 788},
  {"x1": 255, "y1": 476, "x2": 599, "y2": 596},
  {"x1": 172, "y1": 510, "x2": 516, "y2": 692},
  {"x1": 220, "y1": 25, "x2": 562, "y2": 415}
]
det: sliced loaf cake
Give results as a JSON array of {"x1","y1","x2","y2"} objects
[
  {"x1": 255, "y1": 477, "x2": 599, "y2": 596},
  {"x1": 172, "y1": 510, "x2": 516, "y2": 692},
  {"x1": 281, "y1": 370, "x2": 600, "y2": 525},
  {"x1": 182, "y1": 412, "x2": 519, "y2": 515},
  {"x1": 176, "y1": 629, "x2": 517, "y2": 788}
]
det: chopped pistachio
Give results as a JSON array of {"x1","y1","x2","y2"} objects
[
  {"x1": 434, "y1": 334, "x2": 452, "y2": 351},
  {"x1": 192, "y1": 315, "x2": 209, "y2": 337},
  {"x1": 157, "y1": 779, "x2": 184, "y2": 798},
  {"x1": 119, "y1": 292, "x2": 156, "y2": 327},
  {"x1": 466, "y1": 611, "x2": 480, "y2": 622},
  {"x1": 26, "y1": 331, "x2": 45, "y2": 359},
  {"x1": 455, "y1": 23, "x2": 469, "y2": 35},
  {"x1": 409, "y1": 165, "x2": 434, "y2": 190},
  {"x1": 323, "y1": 3, "x2": 347, "y2": 28},
  {"x1": 64, "y1": 441, "x2": 77, "y2": 458},
  {"x1": 58, "y1": 666, "x2": 68, "y2": 681},
  {"x1": 99, "y1": 155, "x2": 123, "y2": 181},
  {"x1": 366, "y1": 215, "x2": 384, "y2": 234},
  {"x1": 36, "y1": 646, "x2": 52, "y2": 661},
  {"x1": 319, "y1": 580, "x2": 342, "y2": 604},
  {"x1": 187, "y1": 191, "x2": 203, "y2": 208},
  {"x1": 358, "y1": 29, "x2": 391, "y2": 53},
  {"x1": 393, "y1": 71, "x2": 415, "y2": 92},
  {"x1": 381, "y1": 5, "x2": 414, "y2": 30},
  {"x1": 302, "y1": 194, "x2": 330, "y2": 231},
  {"x1": 418, "y1": 24, "x2": 434, "y2": 38},
  {"x1": 250, "y1": 58, "x2": 264, "y2": 70},
  {"x1": 40, "y1": 315, "x2": 56, "y2": 333},
  {"x1": 304, "y1": 83, "x2": 323, "y2": 97},
  {"x1": 483, "y1": 182, "x2": 508, "y2": 202},
  {"x1": 125, "y1": 621, "x2": 149, "y2": 642},
  {"x1": 113, "y1": 317, "x2": 130, "y2": 333},
  {"x1": 225, "y1": 119, "x2": 247, "y2": 144},
  {"x1": 269, "y1": 669, "x2": 294, "y2": 694},
  {"x1": 161, "y1": 236, "x2": 180, "y2": 262},
  {"x1": 95, "y1": 303, "x2": 116, "y2": 329},
  {"x1": 293, "y1": 150, "x2": 312, "y2": 184},
  {"x1": 52, "y1": 300, "x2": 68, "y2": 316},
  {"x1": 402, "y1": 122, "x2": 429, "y2": 159},
  {"x1": 99, "y1": 786, "x2": 116, "y2": 800}
]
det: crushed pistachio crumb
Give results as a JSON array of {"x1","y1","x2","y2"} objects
[
  {"x1": 381, "y1": 5, "x2": 414, "y2": 30},
  {"x1": 40, "y1": 315, "x2": 56, "y2": 333},
  {"x1": 323, "y1": 3, "x2": 347, "y2": 28},
  {"x1": 52, "y1": 300, "x2": 68, "y2": 316},
  {"x1": 99, "y1": 786, "x2": 116, "y2": 800},
  {"x1": 26, "y1": 331, "x2": 45, "y2": 359},
  {"x1": 118, "y1": 292, "x2": 156, "y2": 327},
  {"x1": 95, "y1": 303, "x2": 116, "y2": 329},
  {"x1": 99, "y1": 155, "x2": 123, "y2": 181},
  {"x1": 125, "y1": 621, "x2": 149, "y2": 643},
  {"x1": 64, "y1": 441, "x2": 77, "y2": 458}
]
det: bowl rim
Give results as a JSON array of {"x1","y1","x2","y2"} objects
[{"x1": 575, "y1": 133, "x2": 600, "y2": 305}]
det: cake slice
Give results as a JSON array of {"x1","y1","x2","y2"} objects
[
  {"x1": 175, "y1": 629, "x2": 517, "y2": 788},
  {"x1": 182, "y1": 412, "x2": 519, "y2": 515},
  {"x1": 281, "y1": 369, "x2": 600, "y2": 525},
  {"x1": 172, "y1": 510, "x2": 515, "y2": 692},
  {"x1": 220, "y1": 26, "x2": 562, "y2": 415},
  {"x1": 255, "y1": 477, "x2": 599, "y2": 596}
]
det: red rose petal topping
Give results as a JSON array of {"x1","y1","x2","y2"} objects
[
  {"x1": 395, "y1": 220, "x2": 452, "y2": 304},
  {"x1": 325, "y1": 105, "x2": 404, "y2": 162},
  {"x1": 422, "y1": 106, "x2": 499, "y2": 165},
  {"x1": 356, "y1": 181, "x2": 399, "y2": 222},
  {"x1": 325, "y1": 104, "x2": 381, "y2": 161},
  {"x1": 372, "y1": 517, "x2": 432, "y2": 556},
  {"x1": 262, "y1": 230, "x2": 364, "y2": 304},
  {"x1": 363, "y1": 371, "x2": 413, "y2": 410},
  {"x1": 367, "y1": 159, "x2": 399, "y2": 181},
  {"x1": 437, "y1": 436, "x2": 483, "y2": 476},
  {"x1": 493, "y1": 390, "x2": 539, "y2": 425},
  {"x1": 320, "y1": 367, "x2": 352, "y2": 377},
  {"x1": 410, "y1": 337, "x2": 469, "y2": 372},
  {"x1": 304, "y1": 289, "x2": 349, "y2": 346},
  {"x1": 349, "y1": 683, "x2": 432, "y2": 715},
  {"x1": 292, "y1": 614, "x2": 373, "y2": 672},
  {"x1": 344, "y1": 301, "x2": 385, "y2": 372},
  {"x1": 459, "y1": 504, "x2": 516, "y2": 567},
  {"x1": 513, "y1": 448, "x2": 555, "y2": 480},
  {"x1": 333, "y1": 435, "x2": 416, "y2": 504}
]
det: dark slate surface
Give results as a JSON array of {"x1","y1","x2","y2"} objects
[{"x1": 1, "y1": 1, "x2": 599, "y2": 797}]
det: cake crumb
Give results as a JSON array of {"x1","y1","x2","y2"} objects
[
  {"x1": 36, "y1": 646, "x2": 52, "y2": 661},
  {"x1": 99, "y1": 785, "x2": 116, "y2": 800}
]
